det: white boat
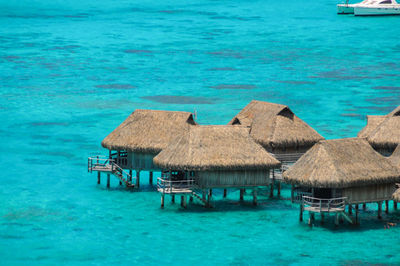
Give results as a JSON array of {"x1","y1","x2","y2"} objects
[
  {"x1": 354, "y1": 0, "x2": 400, "y2": 15},
  {"x1": 337, "y1": 0, "x2": 372, "y2": 14}
]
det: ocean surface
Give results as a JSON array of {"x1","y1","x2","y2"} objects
[{"x1": 1, "y1": 0, "x2": 400, "y2": 265}]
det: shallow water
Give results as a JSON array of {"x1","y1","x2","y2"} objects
[{"x1": 1, "y1": 0, "x2": 400, "y2": 265}]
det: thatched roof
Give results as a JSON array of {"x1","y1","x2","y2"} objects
[
  {"x1": 102, "y1": 109, "x2": 197, "y2": 153},
  {"x1": 357, "y1": 115, "x2": 386, "y2": 138},
  {"x1": 153, "y1": 125, "x2": 281, "y2": 171},
  {"x1": 228, "y1": 100, "x2": 323, "y2": 150},
  {"x1": 389, "y1": 145, "x2": 400, "y2": 167},
  {"x1": 283, "y1": 138, "x2": 400, "y2": 188},
  {"x1": 358, "y1": 106, "x2": 400, "y2": 149}
]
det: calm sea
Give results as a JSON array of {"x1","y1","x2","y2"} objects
[{"x1": 1, "y1": 0, "x2": 400, "y2": 265}]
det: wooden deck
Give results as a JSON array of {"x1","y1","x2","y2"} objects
[{"x1": 302, "y1": 196, "x2": 346, "y2": 213}]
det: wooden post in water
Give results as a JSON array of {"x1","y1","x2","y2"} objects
[
  {"x1": 189, "y1": 196, "x2": 193, "y2": 203},
  {"x1": 348, "y1": 205, "x2": 352, "y2": 215},
  {"x1": 129, "y1": 170, "x2": 132, "y2": 182},
  {"x1": 97, "y1": 172, "x2": 101, "y2": 184},
  {"x1": 107, "y1": 174, "x2": 110, "y2": 188},
  {"x1": 394, "y1": 201, "x2": 398, "y2": 210},
  {"x1": 207, "y1": 189, "x2": 212, "y2": 207},
  {"x1": 335, "y1": 213, "x2": 339, "y2": 226},
  {"x1": 209, "y1": 189, "x2": 213, "y2": 197},
  {"x1": 363, "y1": 203, "x2": 366, "y2": 210},
  {"x1": 378, "y1": 201, "x2": 382, "y2": 219},
  {"x1": 240, "y1": 189, "x2": 244, "y2": 201},
  {"x1": 161, "y1": 194, "x2": 165, "y2": 208},
  {"x1": 385, "y1": 200, "x2": 389, "y2": 214},
  {"x1": 136, "y1": 170, "x2": 140, "y2": 188},
  {"x1": 223, "y1": 189, "x2": 227, "y2": 198},
  {"x1": 277, "y1": 182, "x2": 281, "y2": 197},
  {"x1": 202, "y1": 190, "x2": 206, "y2": 205},
  {"x1": 321, "y1": 213, "x2": 324, "y2": 225},
  {"x1": 171, "y1": 195, "x2": 175, "y2": 203},
  {"x1": 355, "y1": 204, "x2": 359, "y2": 224},
  {"x1": 149, "y1": 171, "x2": 153, "y2": 185},
  {"x1": 291, "y1": 185, "x2": 294, "y2": 203},
  {"x1": 253, "y1": 189, "x2": 257, "y2": 206},
  {"x1": 299, "y1": 204, "x2": 304, "y2": 222},
  {"x1": 270, "y1": 171, "x2": 275, "y2": 198},
  {"x1": 181, "y1": 196, "x2": 185, "y2": 207}
]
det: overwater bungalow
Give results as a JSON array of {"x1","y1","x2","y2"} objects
[
  {"x1": 358, "y1": 105, "x2": 400, "y2": 156},
  {"x1": 88, "y1": 109, "x2": 197, "y2": 188},
  {"x1": 283, "y1": 138, "x2": 400, "y2": 225},
  {"x1": 228, "y1": 100, "x2": 324, "y2": 195},
  {"x1": 389, "y1": 145, "x2": 400, "y2": 202},
  {"x1": 153, "y1": 125, "x2": 281, "y2": 208}
]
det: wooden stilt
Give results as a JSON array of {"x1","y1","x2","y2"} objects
[
  {"x1": 363, "y1": 203, "x2": 366, "y2": 210},
  {"x1": 161, "y1": 194, "x2": 165, "y2": 208},
  {"x1": 207, "y1": 190, "x2": 211, "y2": 207},
  {"x1": 308, "y1": 213, "x2": 315, "y2": 225},
  {"x1": 129, "y1": 170, "x2": 132, "y2": 182},
  {"x1": 355, "y1": 204, "x2": 359, "y2": 224},
  {"x1": 189, "y1": 196, "x2": 193, "y2": 202},
  {"x1": 394, "y1": 201, "x2": 398, "y2": 210},
  {"x1": 240, "y1": 189, "x2": 244, "y2": 201},
  {"x1": 107, "y1": 174, "x2": 110, "y2": 188},
  {"x1": 291, "y1": 185, "x2": 294, "y2": 203},
  {"x1": 202, "y1": 190, "x2": 206, "y2": 204},
  {"x1": 378, "y1": 201, "x2": 382, "y2": 219},
  {"x1": 339, "y1": 213, "x2": 344, "y2": 224},
  {"x1": 299, "y1": 204, "x2": 304, "y2": 222},
  {"x1": 97, "y1": 172, "x2": 101, "y2": 184},
  {"x1": 183, "y1": 196, "x2": 187, "y2": 208},
  {"x1": 171, "y1": 195, "x2": 175, "y2": 203},
  {"x1": 149, "y1": 171, "x2": 153, "y2": 185},
  {"x1": 270, "y1": 171, "x2": 275, "y2": 198},
  {"x1": 253, "y1": 189, "x2": 257, "y2": 206},
  {"x1": 181, "y1": 196, "x2": 184, "y2": 207},
  {"x1": 385, "y1": 200, "x2": 389, "y2": 214},
  {"x1": 223, "y1": 189, "x2": 227, "y2": 198},
  {"x1": 209, "y1": 189, "x2": 213, "y2": 197},
  {"x1": 321, "y1": 213, "x2": 324, "y2": 225},
  {"x1": 335, "y1": 213, "x2": 339, "y2": 226},
  {"x1": 277, "y1": 182, "x2": 281, "y2": 197},
  {"x1": 136, "y1": 170, "x2": 140, "y2": 188},
  {"x1": 119, "y1": 181, "x2": 122, "y2": 186},
  {"x1": 348, "y1": 205, "x2": 352, "y2": 215}
]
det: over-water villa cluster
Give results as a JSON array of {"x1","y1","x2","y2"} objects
[{"x1": 88, "y1": 100, "x2": 400, "y2": 226}]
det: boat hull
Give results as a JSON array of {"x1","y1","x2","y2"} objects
[{"x1": 354, "y1": 6, "x2": 400, "y2": 15}]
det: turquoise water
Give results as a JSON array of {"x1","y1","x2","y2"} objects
[{"x1": 1, "y1": 0, "x2": 400, "y2": 264}]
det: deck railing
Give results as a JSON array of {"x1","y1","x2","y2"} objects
[
  {"x1": 293, "y1": 190, "x2": 312, "y2": 203},
  {"x1": 302, "y1": 196, "x2": 347, "y2": 212},
  {"x1": 88, "y1": 156, "x2": 114, "y2": 173},
  {"x1": 157, "y1": 178, "x2": 195, "y2": 194}
]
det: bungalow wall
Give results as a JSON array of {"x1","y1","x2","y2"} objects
[
  {"x1": 128, "y1": 152, "x2": 160, "y2": 171},
  {"x1": 342, "y1": 183, "x2": 396, "y2": 204},
  {"x1": 195, "y1": 170, "x2": 271, "y2": 188}
]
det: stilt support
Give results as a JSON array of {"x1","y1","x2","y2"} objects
[
  {"x1": 277, "y1": 182, "x2": 281, "y2": 197},
  {"x1": 189, "y1": 196, "x2": 193, "y2": 203},
  {"x1": 385, "y1": 200, "x2": 389, "y2": 214},
  {"x1": 181, "y1": 196, "x2": 187, "y2": 208},
  {"x1": 348, "y1": 205, "x2": 352, "y2": 215},
  {"x1": 171, "y1": 195, "x2": 175, "y2": 203},
  {"x1": 149, "y1": 171, "x2": 153, "y2": 185},
  {"x1": 223, "y1": 189, "x2": 227, "y2": 198},
  {"x1": 355, "y1": 204, "x2": 359, "y2": 224},
  {"x1": 136, "y1": 170, "x2": 140, "y2": 188},
  {"x1": 107, "y1": 174, "x2": 110, "y2": 188},
  {"x1": 321, "y1": 213, "x2": 324, "y2": 225},
  {"x1": 299, "y1": 204, "x2": 304, "y2": 222},
  {"x1": 270, "y1": 181, "x2": 274, "y2": 198},
  {"x1": 335, "y1": 213, "x2": 339, "y2": 226},
  {"x1": 363, "y1": 203, "x2": 366, "y2": 210},
  {"x1": 97, "y1": 172, "x2": 101, "y2": 184},
  {"x1": 129, "y1": 170, "x2": 132, "y2": 182},
  {"x1": 161, "y1": 194, "x2": 165, "y2": 208},
  {"x1": 394, "y1": 201, "x2": 398, "y2": 210},
  {"x1": 253, "y1": 189, "x2": 257, "y2": 206},
  {"x1": 378, "y1": 201, "x2": 382, "y2": 219},
  {"x1": 240, "y1": 189, "x2": 244, "y2": 201},
  {"x1": 291, "y1": 185, "x2": 294, "y2": 203}
]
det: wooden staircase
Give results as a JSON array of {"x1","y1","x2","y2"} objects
[
  {"x1": 88, "y1": 156, "x2": 135, "y2": 187},
  {"x1": 191, "y1": 190, "x2": 208, "y2": 207}
]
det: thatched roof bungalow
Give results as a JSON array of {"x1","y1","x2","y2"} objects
[
  {"x1": 153, "y1": 125, "x2": 281, "y2": 207},
  {"x1": 283, "y1": 138, "x2": 400, "y2": 224},
  {"x1": 228, "y1": 100, "x2": 324, "y2": 164},
  {"x1": 101, "y1": 109, "x2": 197, "y2": 172},
  {"x1": 389, "y1": 145, "x2": 400, "y2": 202},
  {"x1": 358, "y1": 105, "x2": 400, "y2": 156}
]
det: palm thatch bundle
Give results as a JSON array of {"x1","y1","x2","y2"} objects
[
  {"x1": 358, "y1": 106, "x2": 400, "y2": 150},
  {"x1": 153, "y1": 125, "x2": 281, "y2": 171},
  {"x1": 102, "y1": 109, "x2": 197, "y2": 153},
  {"x1": 283, "y1": 138, "x2": 400, "y2": 188},
  {"x1": 389, "y1": 145, "x2": 400, "y2": 167},
  {"x1": 228, "y1": 100, "x2": 323, "y2": 150},
  {"x1": 393, "y1": 188, "x2": 400, "y2": 202}
]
